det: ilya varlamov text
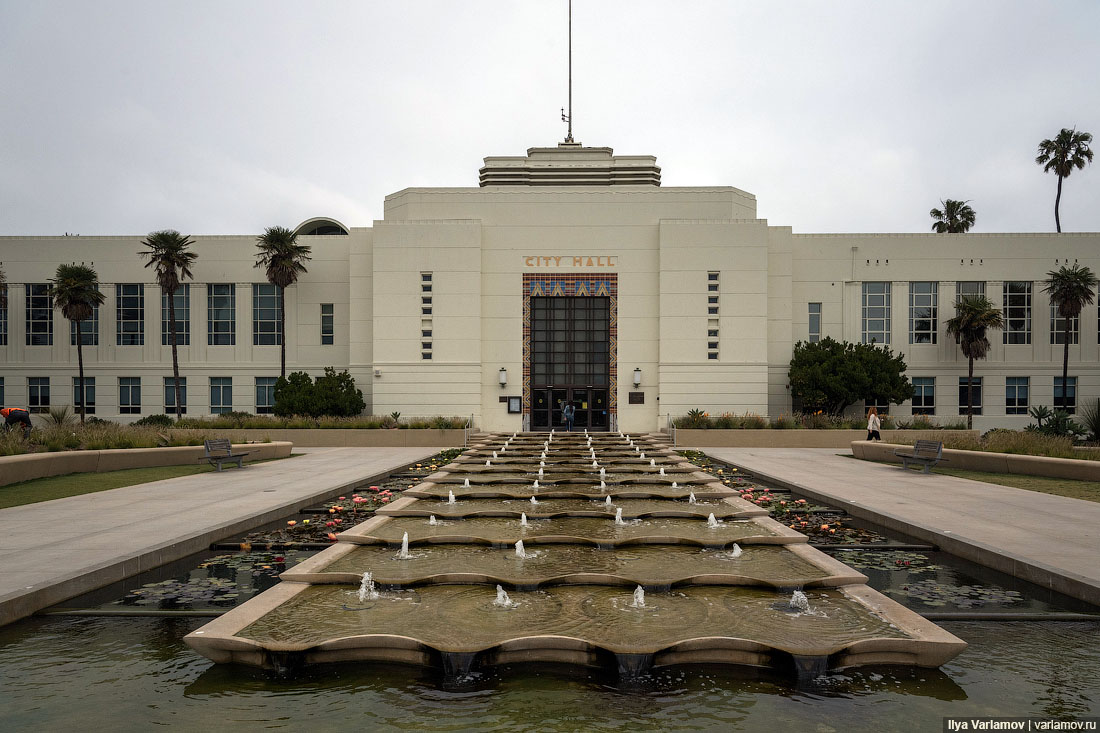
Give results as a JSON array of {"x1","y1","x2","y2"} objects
[{"x1": 946, "y1": 720, "x2": 1098, "y2": 731}]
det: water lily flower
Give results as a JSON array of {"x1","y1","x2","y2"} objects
[
  {"x1": 329, "y1": 508, "x2": 336, "y2": 514},
  {"x1": 820, "y1": 524, "x2": 829, "y2": 530},
  {"x1": 327, "y1": 533, "x2": 338, "y2": 541},
  {"x1": 381, "y1": 497, "x2": 390, "y2": 503},
  {"x1": 325, "y1": 521, "x2": 335, "y2": 527},
  {"x1": 287, "y1": 520, "x2": 297, "y2": 526},
  {"x1": 339, "y1": 496, "x2": 346, "y2": 500}
]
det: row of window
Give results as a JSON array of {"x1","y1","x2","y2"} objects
[
  {"x1": 707, "y1": 272, "x2": 719, "y2": 359},
  {"x1": 5, "y1": 376, "x2": 280, "y2": 415},
  {"x1": 2, "y1": 284, "x2": 334, "y2": 348},
  {"x1": 421, "y1": 273, "x2": 433, "y2": 360},
  {"x1": 858, "y1": 281, "x2": 1091, "y2": 346},
  {"x1": 905, "y1": 376, "x2": 1076, "y2": 415}
]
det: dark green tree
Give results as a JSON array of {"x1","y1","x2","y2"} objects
[
  {"x1": 788, "y1": 337, "x2": 913, "y2": 415},
  {"x1": 1036, "y1": 128, "x2": 1093, "y2": 232},
  {"x1": 140, "y1": 230, "x2": 197, "y2": 420},
  {"x1": 1043, "y1": 264, "x2": 1098, "y2": 410},
  {"x1": 273, "y1": 368, "x2": 365, "y2": 418},
  {"x1": 49, "y1": 263, "x2": 106, "y2": 423},
  {"x1": 945, "y1": 295, "x2": 1004, "y2": 429},
  {"x1": 254, "y1": 226, "x2": 312, "y2": 378},
  {"x1": 929, "y1": 199, "x2": 976, "y2": 233}
]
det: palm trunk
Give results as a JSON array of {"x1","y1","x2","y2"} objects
[
  {"x1": 76, "y1": 323, "x2": 85, "y2": 424},
  {"x1": 966, "y1": 357, "x2": 974, "y2": 430},
  {"x1": 1062, "y1": 317, "x2": 1071, "y2": 412},
  {"x1": 169, "y1": 291, "x2": 182, "y2": 420},
  {"x1": 279, "y1": 285, "x2": 286, "y2": 378},
  {"x1": 1055, "y1": 175, "x2": 1064, "y2": 233}
]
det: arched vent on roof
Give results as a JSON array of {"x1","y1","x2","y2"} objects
[{"x1": 293, "y1": 217, "x2": 349, "y2": 236}]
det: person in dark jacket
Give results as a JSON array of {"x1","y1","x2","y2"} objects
[{"x1": 1, "y1": 407, "x2": 32, "y2": 437}]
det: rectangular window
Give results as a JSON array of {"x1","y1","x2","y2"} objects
[
  {"x1": 1005, "y1": 377, "x2": 1029, "y2": 415},
  {"x1": 912, "y1": 377, "x2": 935, "y2": 415},
  {"x1": 707, "y1": 329, "x2": 719, "y2": 338},
  {"x1": 25, "y1": 284, "x2": 53, "y2": 346},
  {"x1": 28, "y1": 377, "x2": 49, "y2": 413},
  {"x1": 956, "y1": 281, "x2": 986, "y2": 302},
  {"x1": 1050, "y1": 304, "x2": 1079, "y2": 345},
  {"x1": 422, "y1": 342, "x2": 432, "y2": 350},
  {"x1": 69, "y1": 295, "x2": 100, "y2": 346},
  {"x1": 707, "y1": 272, "x2": 719, "y2": 281},
  {"x1": 73, "y1": 377, "x2": 95, "y2": 415},
  {"x1": 422, "y1": 351, "x2": 433, "y2": 360},
  {"x1": 422, "y1": 273, "x2": 432, "y2": 282},
  {"x1": 422, "y1": 284, "x2": 432, "y2": 293},
  {"x1": 161, "y1": 284, "x2": 190, "y2": 345},
  {"x1": 421, "y1": 296, "x2": 432, "y2": 305},
  {"x1": 707, "y1": 295, "x2": 719, "y2": 304},
  {"x1": 707, "y1": 306, "x2": 718, "y2": 315},
  {"x1": 1054, "y1": 376, "x2": 1077, "y2": 414},
  {"x1": 320, "y1": 303, "x2": 334, "y2": 345},
  {"x1": 422, "y1": 307, "x2": 432, "y2": 315},
  {"x1": 119, "y1": 377, "x2": 141, "y2": 415},
  {"x1": 808, "y1": 302, "x2": 821, "y2": 343},
  {"x1": 164, "y1": 377, "x2": 187, "y2": 414},
  {"x1": 1002, "y1": 281, "x2": 1032, "y2": 345},
  {"x1": 116, "y1": 284, "x2": 144, "y2": 345},
  {"x1": 864, "y1": 399, "x2": 889, "y2": 415},
  {"x1": 908, "y1": 282, "x2": 938, "y2": 344},
  {"x1": 255, "y1": 377, "x2": 277, "y2": 414},
  {"x1": 0, "y1": 284, "x2": 7, "y2": 345},
  {"x1": 707, "y1": 283, "x2": 719, "y2": 292},
  {"x1": 421, "y1": 329, "x2": 432, "y2": 338},
  {"x1": 861, "y1": 282, "x2": 891, "y2": 344},
  {"x1": 210, "y1": 377, "x2": 232, "y2": 414},
  {"x1": 959, "y1": 377, "x2": 983, "y2": 415},
  {"x1": 207, "y1": 284, "x2": 236, "y2": 345},
  {"x1": 252, "y1": 284, "x2": 282, "y2": 346}
]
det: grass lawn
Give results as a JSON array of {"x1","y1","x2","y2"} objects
[{"x1": 930, "y1": 467, "x2": 1100, "y2": 503}]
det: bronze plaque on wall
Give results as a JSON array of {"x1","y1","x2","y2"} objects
[{"x1": 628, "y1": 392, "x2": 644, "y2": 404}]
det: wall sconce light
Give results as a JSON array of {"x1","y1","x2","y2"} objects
[
  {"x1": 374, "y1": 369, "x2": 382, "y2": 378},
  {"x1": 499, "y1": 368, "x2": 508, "y2": 388},
  {"x1": 633, "y1": 368, "x2": 642, "y2": 388}
]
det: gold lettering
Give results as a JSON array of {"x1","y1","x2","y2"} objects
[
  {"x1": 525, "y1": 256, "x2": 535, "y2": 267},
  {"x1": 586, "y1": 257, "x2": 595, "y2": 266},
  {"x1": 573, "y1": 256, "x2": 583, "y2": 266},
  {"x1": 553, "y1": 256, "x2": 562, "y2": 267}
]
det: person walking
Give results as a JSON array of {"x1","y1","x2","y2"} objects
[
  {"x1": 866, "y1": 406, "x2": 882, "y2": 441},
  {"x1": 1, "y1": 407, "x2": 32, "y2": 438},
  {"x1": 563, "y1": 401, "x2": 576, "y2": 432}
]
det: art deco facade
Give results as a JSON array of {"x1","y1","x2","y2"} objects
[{"x1": 1, "y1": 143, "x2": 1097, "y2": 431}]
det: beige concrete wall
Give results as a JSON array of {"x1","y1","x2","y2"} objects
[
  {"x1": 851, "y1": 440, "x2": 1100, "y2": 480},
  {"x1": 0, "y1": 442, "x2": 292, "y2": 487},
  {"x1": 173, "y1": 429, "x2": 466, "y2": 447}
]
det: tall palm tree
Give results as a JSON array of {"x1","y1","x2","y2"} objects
[
  {"x1": 929, "y1": 199, "x2": 976, "y2": 233},
  {"x1": 140, "y1": 230, "x2": 197, "y2": 420},
  {"x1": 254, "y1": 226, "x2": 312, "y2": 378},
  {"x1": 1036, "y1": 128, "x2": 1094, "y2": 232},
  {"x1": 1043, "y1": 264, "x2": 1098, "y2": 410},
  {"x1": 945, "y1": 295, "x2": 1004, "y2": 429},
  {"x1": 49, "y1": 264, "x2": 105, "y2": 424}
]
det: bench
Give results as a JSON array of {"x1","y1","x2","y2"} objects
[
  {"x1": 200, "y1": 439, "x2": 252, "y2": 471},
  {"x1": 894, "y1": 440, "x2": 947, "y2": 473}
]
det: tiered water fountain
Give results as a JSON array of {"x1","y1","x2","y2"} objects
[{"x1": 186, "y1": 432, "x2": 965, "y2": 678}]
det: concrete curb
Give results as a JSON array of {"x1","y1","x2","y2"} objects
[{"x1": 851, "y1": 441, "x2": 1100, "y2": 481}]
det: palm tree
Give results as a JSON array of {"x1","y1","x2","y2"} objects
[
  {"x1": 254, "y1": 226, "x2": 312, "y2": 378},
  {"x1": 929, "y1": 199, "x2": 976, "y2": 233},
  {"x1": 1036, "y1": 128, "x2": 1094, "y2": 232},
  {"x1": 49, "y1": 263, "x2": 105, "y2": 424},
  {"x1": 140, "y1": 230, "x2": 197, "y2": 420},
  {"x1": 945, "y1": 295, "x2": 1004, "y2": 429},
  {"x1": 1043, "y1": 264, "x2": 1098, "y2": 410}
]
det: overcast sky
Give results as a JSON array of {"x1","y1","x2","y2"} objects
[{"x1": 1, "y1": 0, "x2": 1098, "y2": 236}]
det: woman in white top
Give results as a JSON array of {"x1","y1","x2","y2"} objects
[{"x1": 866, "y1": 406, "x2": 882, "y2": 441}]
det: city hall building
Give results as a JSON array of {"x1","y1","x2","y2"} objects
[{"x1": 1, "y1": 142, "x2": 1098, "y2": 432}]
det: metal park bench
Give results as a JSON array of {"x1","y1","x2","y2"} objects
[
  {"x1": 893, "y1": 440, "x2": 947, "y2": 474},
  {"x1": 200, "y1": 438, "x2": 251, "y2": 472}
]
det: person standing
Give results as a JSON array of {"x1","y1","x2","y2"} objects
[
  {"x1": 866, "y1": 406, "x2": 882, "y2": 441},
  {"x1": 1, "y1": 407, "x2": 32, "y2": 438},
  {"x1": 563, "y1": 401, "x2": 576, "y2": 432}
]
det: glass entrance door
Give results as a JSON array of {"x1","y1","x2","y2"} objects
[{"x1": 529, "y1": 295, "x2": 611, "y2": 431}]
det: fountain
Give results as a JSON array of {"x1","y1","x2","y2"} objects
[
  {"x1": 395, "y1": 532, "x2": 411, "y2": 560},
  {"x1": 493, "y1": 585, "x2": 516, "y2": 608},
  {"x1": 493, "y1": 451, "x2": 498, "y2": 459},
  {"x1": 485, "y1": 460, "x2": 491, "y2": 467},
  {"x1": 357, "y1": 571, "x2": 380, "y2": 603},
  {"x1": 187, "y1": 431, "x2": 968, "y2": 679}
]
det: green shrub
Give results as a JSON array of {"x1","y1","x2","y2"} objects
[
  {"x1": 1079, "y1": 398, "x2": 1100, "y2": 442},
  {"x1": 274, "y1": 368, "x2": 366, "y2": 418},
  {"x1": 135, "y1": 414, "x2": 174, "y2": 428},
  {"x1": 742, "y1": 413, "x2": 767, "y2": 429}
]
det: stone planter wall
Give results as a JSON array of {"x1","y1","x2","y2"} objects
[
  {"x1": 675, "y1": 429, "x2": 978, "y2": 449},
  {"x1": 851, "y1": 440, "x2": 1100, "y2": 481},
  {"x1": 171, "y1": 429, "x2": 467, "y2": 448},
  {"x1": 0, "y1": 442, "x2": 293, "y2": 488}
]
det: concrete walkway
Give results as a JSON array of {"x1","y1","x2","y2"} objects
[
  {"x1": 0, "y1": 446, "x2": 438, "y2": 626},
  {"x1": 696, "y1": 447, "x2": 1100, "y2": 607}
]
